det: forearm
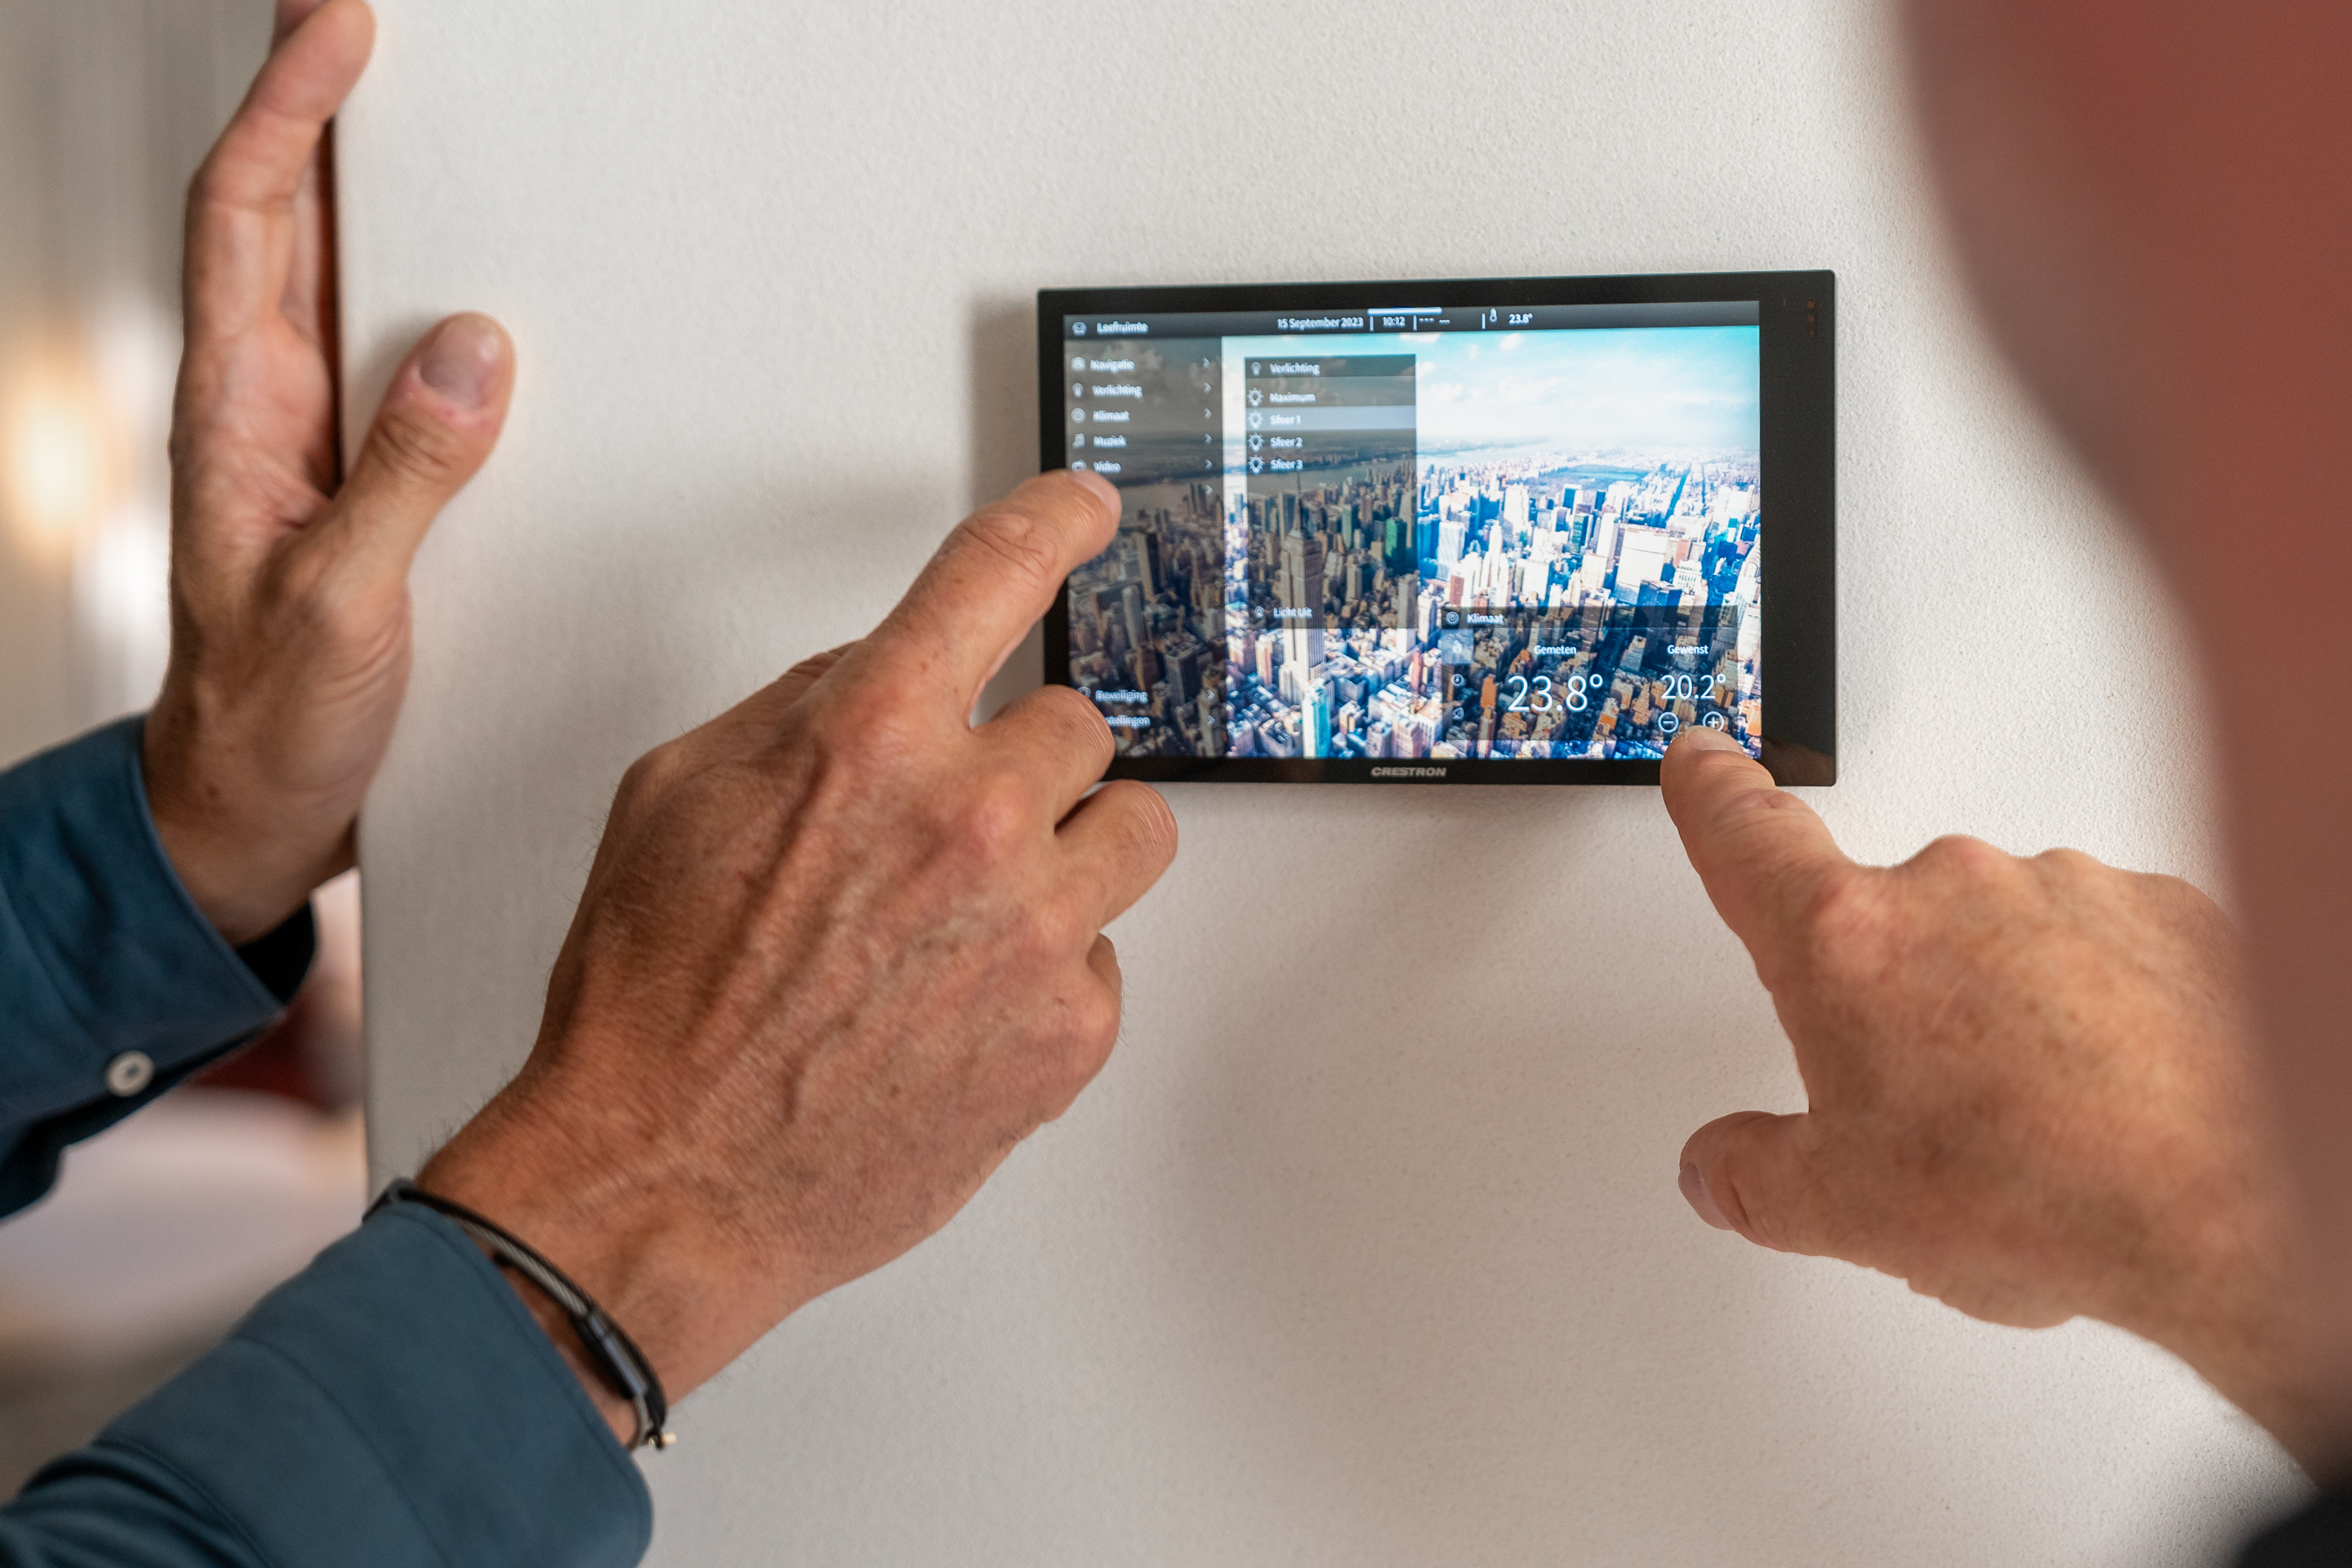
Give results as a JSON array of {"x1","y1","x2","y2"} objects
[
  {"x1": 0, "y1": 717, "x2": 312, "y2": 1217},
  {"x1": 2099, "y1": 1111, "x2": 2348, "y2": 1476},
  {"x1": 1, "y1": 1205, "x2": 650, "y2": 1568}
]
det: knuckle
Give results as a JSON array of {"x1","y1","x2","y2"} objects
[
  {"x1": 1721, "y1": 1174, "x2": 1777, "y2": 1248},
  {"x1": 615, "y1": 742, "x2": 684, "y2": 810},
  {"x1": 1913, "y1": 833, "x2": 2009, "y2": 882},
  {"x1": 803, "y1": 681, "x2": 923, "y2": 766},
  {"x1": 1101, "y1": 781, "x2": 1178, "y2": 865},
  {"x1": 613, "y1": 760, "x2": 655, "y2": 813},
  {"x1": 1057, "y1": 984, "x2": 1122, "y2": 1076},
  {"x1": 1737, "y1": 1185, "x2": 1816, "y2": 1257},
  {"x1": 782, "y1": 648, "x2": 849, "y2": 690},
  {"x1": 1026, "y1": 890, "x2": 1096, "y2": 961},
  {"x1": 367, "y1": 404, "x2": 473, "y2": 489},
  {"x1": 1041, "y1": 685, "x2": 1116, "y2": 756},
  {"x1": 2029, "y1": 845, "x2": 2111, "y2": 888},
  {"x1": 256, "y1": 541, "x2": 395, "y2": 662},
  {"x1": 265, "y1": 542, "x2": 336, "y2": 622},
  {"x1": 949, "y1": 769, "x2": 1035, "y2": 862},
  {"x1": 2134, "y1": 868, "x2": 2227, "y2": 929},
  {"x1": 185, "y1": 155, "x2": 234, "y2": 219},
  {"x1": 1010, "y1": 982, "x2": 1120, "y2": 1121},
  {"x1": 1788, "y1": 865, "x2": 1885, "y2": 978},
  {"x1": 956, "y1": 504, "x2": 1066, "y2": 596},
  {"x1": 853, "y1": 681, "x2": 929, "y2": 741}
]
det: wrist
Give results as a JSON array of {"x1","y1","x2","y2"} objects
[
  {"x1": 418, "y1": 1071, "x2": 802, "y2": 1409},
  {"x1": 2118, "y1": 1196, "x2": 2344, "y2": 1474},
  {"x1": 458, "y1": 1222, "x2": 644, "y2": 1446},
  {"x1": 142, "y1": 689, "x2": 344, "y2": 946},
  {"x1": 2152, "y1": 1309, "x2": 2342, "y2": 1477}
]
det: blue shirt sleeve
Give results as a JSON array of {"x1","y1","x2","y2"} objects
[
  {"x1": 0, "y1": 720, "x2": 653, "y2": 1561},
  {"x1": 2, "y1": 1202, "x2": 653, "y2": 1567},
  {"x1": 0, "y1": 715, "x2": 313, "y2": 1217}
]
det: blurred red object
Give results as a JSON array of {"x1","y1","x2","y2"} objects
[{"x1": 194, "y1": 871, "x2": 362, "y2": 1113}]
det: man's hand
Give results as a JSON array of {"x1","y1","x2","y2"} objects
[
  {"x1": 419, "y1": 471, "x2": 1178, "y2": 1439},
  {"x1": 1660, "y1": 729, "x2": 2330, "y2": 1468},
  {"x1": 145, "y1": 0, "x2": 514, "y2": 946}
]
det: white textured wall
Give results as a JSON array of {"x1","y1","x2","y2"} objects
[{"x1": 345, "y1": 2, "x2": 2302, "y2": 1561}]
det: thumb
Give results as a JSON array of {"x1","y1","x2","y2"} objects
[
  {"x1": 272, "y1": 0, "x2": 334, "y2": 47},
  {"x1": 323, "y1": 313, "x2": 514, "y2": 581},
  {"x1": 1678, "y1": 1110, "x2": 1837, "y2": 1254}
]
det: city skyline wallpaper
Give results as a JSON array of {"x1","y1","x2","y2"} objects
[{"x1": 1063, "y1": 324, "x2": 1762, "y2": 765}]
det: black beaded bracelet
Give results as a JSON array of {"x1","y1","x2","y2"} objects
[{"x1": 372, "y1": 1178, "x2": 675, "y2": 1450}]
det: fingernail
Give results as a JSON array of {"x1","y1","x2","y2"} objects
[
  {"x1": 419, "y1": 314, "x2": 506, "y2": 410},
  {"x1": 1674, "y1": 728, "x2": 1744, "y2": 755},
  {"x1": 1681, "y1": 1160, "x2": 1734, "y2": 1230},
  {"x1": 1071, "y1": 469, "x2": 1121, "y2": 516}
]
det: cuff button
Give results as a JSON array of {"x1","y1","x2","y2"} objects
[{"x1": 105, "y1": 1050, "x2": 155, "y2": 1097}]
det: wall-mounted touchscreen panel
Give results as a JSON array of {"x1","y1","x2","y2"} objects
[{"x1": 1038, "y1": 274, "x2": 1834, "y2": 786}]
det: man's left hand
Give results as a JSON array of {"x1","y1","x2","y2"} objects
[
  {"x1": 145, "y1": 0, "x2": 514, "y2": 945},
  {"x1": 1659, "y1": 728, "x2": 2328, "y2": 1467}
]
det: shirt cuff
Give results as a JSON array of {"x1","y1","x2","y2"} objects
[
  {"x1": 9, "y1": 1203, "x2": 653, "y2": 1568},
  {"x1": 0, "y1": 715, "x2": 313, "y2": 1206}
]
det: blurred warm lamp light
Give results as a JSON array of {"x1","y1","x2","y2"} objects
[{"x1": 2, "y1": 341, "x2": 122, "y2": 563}]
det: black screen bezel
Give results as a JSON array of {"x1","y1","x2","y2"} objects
[{"x1": 1036, "y1": 270, "x2": 1836, "y2": 786}]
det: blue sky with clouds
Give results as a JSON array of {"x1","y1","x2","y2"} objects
[{"x1": 1356, "y1": 325, "x2": 1757, "y2": 458}]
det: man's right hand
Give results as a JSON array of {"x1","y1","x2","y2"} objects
[
  {"x1": 420, "y1": 470, "x2": 1176, "y2": 1437},
  {"x1": 1659, "y1": 729, "x2": 2331, "y2": 1469}
]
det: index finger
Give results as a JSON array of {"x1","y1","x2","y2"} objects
[
  {"x1": 185, "y1": 0, "x2": 373, "y2": 341},
  {"x1": 1660, "y1": 730, "x2": 1856, "y2": 987},
  {"x1": 862, "y1": 470, "x2": 1120, "y2": 716}
]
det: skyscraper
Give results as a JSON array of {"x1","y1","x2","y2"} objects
[
  {"x1": 1437, "y1": 519, "x2": 1466, "y2": 574},
  {"x1": 1306, "y1": 686, "x2": 1333, "y2": 759},
  {"x1": 1278, "y1": 532, "x2": 1325, "y2": 615},
  {"x1": 1120, "y1": 584, "x2": 1146, "y2": 683}
]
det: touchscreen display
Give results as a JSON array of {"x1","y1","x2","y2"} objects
[{"x1": 1054, "y1": 298, "x2": 1764, "y2": 769}]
